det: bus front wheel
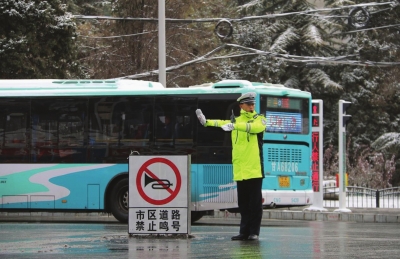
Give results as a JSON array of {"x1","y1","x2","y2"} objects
[{"x1": 110, "y1": 178, "x2": 129, "y2": 223}]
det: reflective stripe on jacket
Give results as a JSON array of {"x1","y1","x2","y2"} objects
[{"x1": 205, "y1": 109, "x2": 266, "y2": 181}]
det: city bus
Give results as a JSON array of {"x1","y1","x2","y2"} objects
[{"x1": 0, "y1": 79, "x2": 312, "y2": 223}]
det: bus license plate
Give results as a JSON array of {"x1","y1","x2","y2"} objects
[{"x1": 279, "y1": 176, "x2": 290, "y2": 188}]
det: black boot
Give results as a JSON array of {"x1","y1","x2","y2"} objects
[
  {"x1": 247, "y1": 234, "x2": 259, "y2": 240},
  {"x1": 231, "y1": 234, "x2": 247, "y2": 241}
]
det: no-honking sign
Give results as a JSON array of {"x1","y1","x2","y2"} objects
[
  {"x1": 128, "y1": 155, "x2": 190, "y2": 235},
  {"x1": 128, "y1": 155, "x2": 189, "y2": 208},
  {"x1": 136, "y1": 157, "x2": 182, "y2": 205}
]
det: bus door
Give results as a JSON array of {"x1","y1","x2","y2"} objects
[
  {"x1": 153, "y1": 95, "x2": 198, "y2": 207},
  {"x1": 194, "y1": 94, "x2": 240, "y2": 211}
]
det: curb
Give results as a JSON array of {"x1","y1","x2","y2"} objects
[
  {"x1": 209, "y1": 209, "x2": 400, "y2": 223},
  {"x1": 1, "y1": 208, "x2": 400, "y2": 224},
  {"x1": 0, "y1": 212, "x2": 119, "y2": 223}
]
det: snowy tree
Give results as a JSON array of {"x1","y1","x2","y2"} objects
[
  {"x1": 223, "y1": 0, "x2": 347, "y2": 169},
  {"x1": 61, "y1": 0, "x2": 109, "y2": 15},
  {"x1": 324, "y1": 0, "x2": 400, "y2": 186},
  {"x1": 0, "y1": 0, "x2": 84, "y2": 79},
  {"x1": 77, "y1": 0, "x2": 235, "y2": 86},
  {"x1": 372, "y1": 133, "x2": 400, "y2": 154},
  {"x1": 325, "y1": 0, "x2": 400, "y2": 145},
  {"x1": 226, "y1": 0, "x2": 342, "y2": 93},
  {"x1": 348, "y1": 147, "x2": 395, "y2": 188},
  {"x1": 227, "y1": 0, "x2": 400, "y2": 186},
  {"x1": 372, "y1": 133, "x2": 400, "y2": 186}
]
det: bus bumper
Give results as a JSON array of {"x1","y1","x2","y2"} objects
[{"x1": 262, "y1": 190, "x2": 314, "y2": 207}]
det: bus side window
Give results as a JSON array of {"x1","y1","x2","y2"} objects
[
  {"x1": 88, "y1": 97, "x2": 154, "y2": 163},
  {"x1": 31, "y1": 98, "x2": 87, "y2": 163},
  {"x1": 156, "y1": 113, "x2": 174, "y2": 139},
  {"x1": 132, "y1": 123, "x2": 148, "y2": 139},
  {"x1": 175, "y1": 115, "x2": 192, "y2": 139},
  {"x1": 196, "y1": 97, "x2": 238, "y2": 164},
  {"x1": 174, "y1": 116, "x2": 184, "y2": 138},
  {"x1": 197, "y1": 99, "x2": 234, "y2": 146},
  {"x1": 0, "y1": 99, "x2": 30, "y2": 163}
]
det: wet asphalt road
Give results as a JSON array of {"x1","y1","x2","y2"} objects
[{"x1": 1, "y1": 220, "x2": 400, "y2": 258}]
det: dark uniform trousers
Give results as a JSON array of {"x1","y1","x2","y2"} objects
[{"x1": 236, "y1": 177, "x2": 263, "y2": 236}]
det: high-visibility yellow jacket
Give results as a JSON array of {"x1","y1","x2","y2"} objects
[{"x1": 205, "y1": 109, "x2": 266, "y2": 181}]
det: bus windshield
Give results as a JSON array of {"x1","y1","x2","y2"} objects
[{"x1": 260, "y1": 95, "x2": 309, "y2": 134}]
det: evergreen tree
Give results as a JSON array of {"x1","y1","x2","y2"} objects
[
  {"x1": 0, "y1": 0, "x2": 84, "y2": 79},
  {"x1": 61, "y1": 0, "x2": 108, "y2": 15},
  {"x1": 220, "y1": 0, "x2": 346, "y2": 161},
  {"x1": 226, "y1": 0, "x2": 400, "y2": 186},
  {"x1": 325, "y1": 0, "x2": 400, "y2": 186},
  {"x1": 330, "y1": 0, "x2": 400, "y2": 145},
  {"x1": 223, "y1": 0, "x2": 341, "y2": 94}
]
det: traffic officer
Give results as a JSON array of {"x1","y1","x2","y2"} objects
[{"x1": 196, "y1": 92, "x2": 267, "y2": 241}]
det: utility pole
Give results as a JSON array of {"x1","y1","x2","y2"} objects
[{"x1": 158, "y1": 0, "x2": 166, "y2": 87}]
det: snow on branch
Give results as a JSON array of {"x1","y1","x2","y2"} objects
[
  {"x1": 115, "y1": 43, "x2": 400, "y2": 80},
  {"x1": 371, "y1": 133, "x2": 400, "y2": 152}
]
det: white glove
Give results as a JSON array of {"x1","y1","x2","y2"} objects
[
  {"x1": 221, "y1": 123, "x2": 235, "y2": 131},
  {"x1": 195, "y1": 109, "x2": 206, "y2": 126}
]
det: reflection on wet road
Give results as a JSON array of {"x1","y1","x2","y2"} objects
[{"x1": 1, "y1": 221, "x2": 400, "y2": 258}]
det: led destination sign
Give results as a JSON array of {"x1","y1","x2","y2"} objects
[
  {"x1": 267, "y1": 97, "x2": 301, "y2": 110},
  {"x1": 266, "y1": 112, "x2": 302, "y2": 133}
]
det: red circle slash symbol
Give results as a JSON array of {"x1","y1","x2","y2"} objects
[{"x1": 136, "y1": 157, "x2": 181, "y2": 205}]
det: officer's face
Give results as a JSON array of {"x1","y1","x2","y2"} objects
[{"x1": 240, "y1": 102, "x2": 255, "y2": 113}]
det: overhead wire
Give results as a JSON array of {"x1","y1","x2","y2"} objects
[
  {"x1": 116, "y1": 42, "x2": 400, "y2": 80},
  {"x1": 74, "y1": 1, "x2": 400, "y2": 38},
  {"x1": 73, "y1": 1, "x2": 398, "y2": 23},
  {"x1": 73, "y1": 0, "x2": 400, "y2": 74},
  {"x1": 79, "y1": 30, "x2": 157, "y2": 39}
]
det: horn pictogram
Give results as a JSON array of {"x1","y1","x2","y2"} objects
[{"x1": 144, "y1": 174, "x2": 173, "y2": 190}]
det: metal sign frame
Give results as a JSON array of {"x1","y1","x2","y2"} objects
[{"x1": 128, "y1": 155, "x2": 191, "y2": 235}]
